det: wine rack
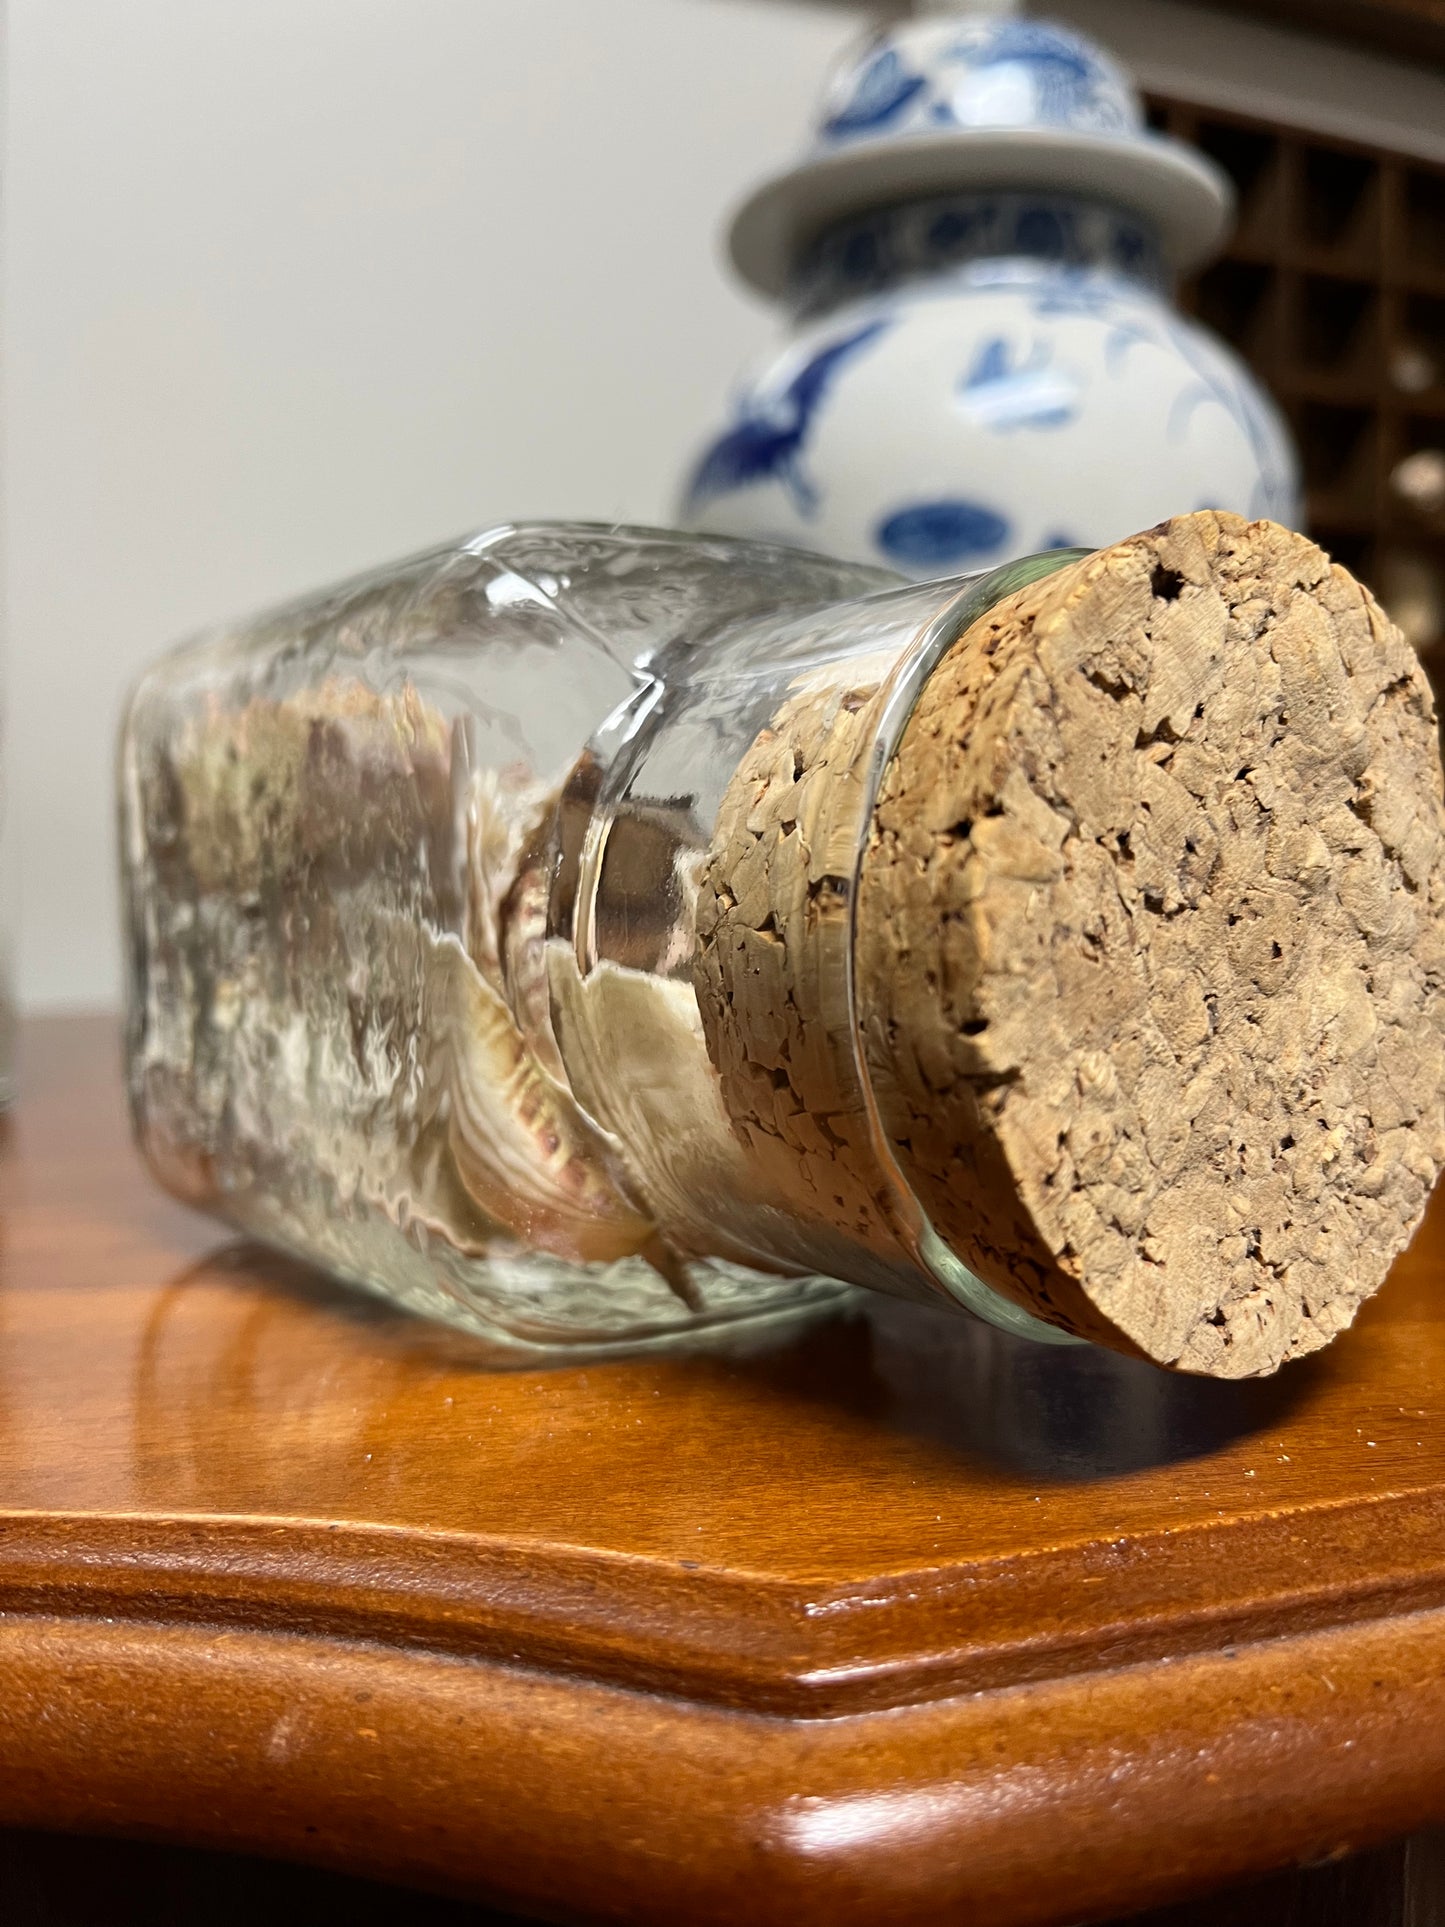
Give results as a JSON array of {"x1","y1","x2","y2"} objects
[{"x1": 1149, "y1": 95, "x2": 1445, "y2": 690}]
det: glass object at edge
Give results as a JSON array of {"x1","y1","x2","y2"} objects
[{"x1": 120, "y1": 523, "x2": 1079, "y2": 1355}]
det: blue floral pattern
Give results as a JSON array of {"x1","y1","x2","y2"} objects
[
  {"x1": 1032, "y1": 270, "x2": 1296, "y2": 521},
  {"x1": 817, "y1": 17, "x2": 1138, "y2": 151},
  {"x1": 946, "y1": 20, "x2": 1130, "y2": 132},
  {"x1": 685, "y1": 14, "x2": 1297, "y2": 577},
  {"x1": 820, "y1": 45, "x2": 926, "y2": 140},
  {"x1": 956, "y1": 335, "x2": 1080, "y2": 432},
  {"x1": 683, "y1": 243, "x2": 1299, "y2": 573},
  {"x1": 875, "y1": 499, "x2": 1012, "y2": 570},
  {"x1": 684, "y1": 319, "x2": 891, "y2": 517},
  {"x1": 792, "y1": 193, "x2": 1163, "y2": 320}
]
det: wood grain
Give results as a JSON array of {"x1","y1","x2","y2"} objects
[{"x1": 6, "y1": 1016, "x2": 1445, "y2": 1922}]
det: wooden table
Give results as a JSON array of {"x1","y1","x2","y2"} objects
[{"x1": 5, "y1": 1016, "x2": 1445, "y2": 1925}]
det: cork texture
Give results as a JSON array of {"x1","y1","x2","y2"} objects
[
  {"x1": 857, "y1": 512, "x2": 1445, "y2": 1374},
  {"x1": 694, "y1": 670, "x2": 904, "y2": 1263}
]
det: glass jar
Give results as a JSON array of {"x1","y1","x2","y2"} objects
[
  {"x1": 120, "y1": 522, "x2": 1077, "y2": 1356},
  {"x1": 121, "y1": 512, "x2": 1445, "y2": 1379}
]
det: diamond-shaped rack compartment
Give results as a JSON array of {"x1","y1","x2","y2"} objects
[{"x1": 1149, "y1": 95, "x2": 1445, "y2": 685}]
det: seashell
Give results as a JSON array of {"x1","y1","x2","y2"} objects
[
  {"x1": 451, "y1": 769, "x2": 655, "y2": 1265},
  {"x1": 446, "y1": 949, "x2": 655, "y2": 1265}
]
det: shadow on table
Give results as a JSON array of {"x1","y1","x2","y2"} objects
[
  {"x1": 848, "y1": 1288, "x2": 1330, "y2": 1482},
  {"x1": 141, "y1": 1231, "x2": 1330, "y2": 1490}
]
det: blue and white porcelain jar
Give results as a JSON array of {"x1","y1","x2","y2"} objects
[{"x1": 681, "y1": 13, "x2": 1300, "y2": 577}]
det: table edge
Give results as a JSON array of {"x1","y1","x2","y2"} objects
[
  {"x1": 2, "y1": 1596, "x2": 1444, "y2": 1926},
  {"x1": 3, "y1": 1483, "x2": 1445, "y2": 1717}
]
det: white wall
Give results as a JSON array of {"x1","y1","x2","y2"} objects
[
  {"x1": 14, "y1": 0, "x2": 1445, "y2": 1013},
  {"x1": 5, "y1": 0, "x2": 855, "y2": 1011}
]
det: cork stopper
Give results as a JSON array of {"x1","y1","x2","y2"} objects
[
  {"x1": 694, "y1": 512, "x2": 1445, "y2": 1374},
  {"x1": 856, "y1": 511, "x2": 1445, "y2": 1374}
]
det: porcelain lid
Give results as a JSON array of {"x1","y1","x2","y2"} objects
[{"x1": 729, "y1": 15, "x2": 1232, "y2": 297}]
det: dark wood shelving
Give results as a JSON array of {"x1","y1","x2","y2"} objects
[
  {"x1": 1153, "y1": 94, "x2": 1445, "y2": 666},
  {"x1": 1199, "y1": 1, "x2": 1445, "y2": 69}
]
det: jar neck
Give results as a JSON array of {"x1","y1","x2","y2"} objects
[
  {"x1": 558, "y1": 552, "x2": 1088, "y2": 1344},
  {"x1": 788, "y1": 191, "x2": 1167, "y2": 321}
]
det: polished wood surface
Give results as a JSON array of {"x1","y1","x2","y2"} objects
[{"x1": 5, "y1": 1016, "x2": 1445, "y2": 1923}]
